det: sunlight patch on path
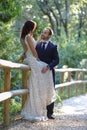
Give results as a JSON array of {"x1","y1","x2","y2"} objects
[{"x1": 55, "y1": 94, "x2": 87, "y2": 115}]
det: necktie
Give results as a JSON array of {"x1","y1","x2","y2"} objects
[
  {"x1": 42, "y1": 42, "x2": 46, "y2": 50},
  {"x1": 42, "y1": 43, "x2": 45, "y2": 50}
]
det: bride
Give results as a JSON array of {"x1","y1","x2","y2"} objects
[{"x1": 20, "y1": 20, "x2": 55, "y2": 122}]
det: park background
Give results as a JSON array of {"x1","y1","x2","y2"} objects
[{"x1": 0, "y1": 0, "x2": 87, "y2": 123}]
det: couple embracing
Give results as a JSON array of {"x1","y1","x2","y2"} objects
[{"x1": 20, "y1": 20, "x2": 59, "y2": 122}]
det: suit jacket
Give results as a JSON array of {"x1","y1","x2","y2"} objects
[{"x1": 36, "y1": 41, "x2": 59, "y2": 84}]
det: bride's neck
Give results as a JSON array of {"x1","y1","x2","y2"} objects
[{"x1": 29, "y1": 31, "x2": 33, "y2": 36}]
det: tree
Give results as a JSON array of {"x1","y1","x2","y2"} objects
[
  {"x1": 36, "y1": 0, "x2": 69, "y2": 37},
  {"x1": 0, "y1": 0, "x2": 21, "y2": 22},
  {"x1": 0, "y1": 0, "x2": 22, "y2": 61},
  {"x1": 29, "y1": 0, "x2": 87, "y2": 40}
]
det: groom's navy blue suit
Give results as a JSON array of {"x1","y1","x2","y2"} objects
[{"x1": 36, "y1": 41, "x2": 59, "y2": 117}]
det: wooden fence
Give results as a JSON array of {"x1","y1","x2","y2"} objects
[{"x1": 0, "y1": 59, "x2": 87, "y2": 125}]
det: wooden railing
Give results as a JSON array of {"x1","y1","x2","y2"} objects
[
  {"x1": 55, "y1": 68, "x2": 87, "y2": 97},
  {"x1": 0, "y1": 59, "x2": 30, "y2": 125},
  {"x1": 0, "y1": 59, "x2": 87, "y2": 125}
]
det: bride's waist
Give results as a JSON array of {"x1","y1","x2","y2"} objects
[
  {"x1": 25, "y1": 52, "x2": 48, "y2": 65},
  {"x1": 26, "y1": 52, "x2": 33, "y2": 57}
]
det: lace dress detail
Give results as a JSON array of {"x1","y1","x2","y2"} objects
[{"x1": 21, "y1": 34, "x2": 55, "y2": 121}]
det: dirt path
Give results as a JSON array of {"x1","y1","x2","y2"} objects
[
  {"x1": 1, "y1": 94, "x2": 87, "y2": 130},
  {"x1": 2, "y1": 114, "x2": 87, "y2": 130}
]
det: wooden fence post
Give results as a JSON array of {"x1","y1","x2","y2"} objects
[
  {"x1": 68, "y1": 72, "x2": 71, "y2": 97},
  {"x1": 22, "y1": 70, "x2": 29, "y2": 108},
  {"x1": 75, "y1": 71, "x2": 79, "y2": 96},
  {"x1": 60, "y1": 72, "x2": 64, "y2": 93},
  {"x1": 3, "y1": 68, "x2": 11, "y2": 125},
  {"x1": 82, "y1": 71, "x2": 85, "y2": 94}
]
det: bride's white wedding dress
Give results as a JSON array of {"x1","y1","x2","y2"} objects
[{"x1": 21, "y1": 34, "x2": 55, "y2": 121}]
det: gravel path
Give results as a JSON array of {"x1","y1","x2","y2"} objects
[{"x1": 1, "y1": 94, "x2": 87, "y2": 130}]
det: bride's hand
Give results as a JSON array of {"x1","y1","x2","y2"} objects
[
  {"x1": 37, "y1": 58, "x2": 40, "y2": 61},
  {"x1": 41, "y1": 66, "x2": 49, "y2": 73},
  {"x1": 17, "y1": 52, "x2": 26, "y2": 62}
]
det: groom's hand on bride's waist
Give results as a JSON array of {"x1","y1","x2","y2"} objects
[{"x1": 41, "y1": 66, "x2": 50, "y2": 73}]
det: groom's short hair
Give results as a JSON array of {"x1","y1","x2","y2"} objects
[{"x1": 45, "y1": 27, "x2": 53, "y2": 36}]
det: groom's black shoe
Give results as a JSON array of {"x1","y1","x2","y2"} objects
[{"x1": 48, "y1": 115, "x2": 55, "y2": 119}]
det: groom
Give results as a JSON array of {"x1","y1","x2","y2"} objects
[{"x1": 36, "y1": 27, "x2": 59, "y2": 119}]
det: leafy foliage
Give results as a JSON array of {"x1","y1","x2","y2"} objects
[
  {"x1": 0, "y1": 0, "x2": 87, "y2": 123},
  {"x1": 0, "y1": 0, "x2": 21, "y2": 22}
]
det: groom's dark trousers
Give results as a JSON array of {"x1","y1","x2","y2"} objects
[{"x1": 36, "y1": 41, "x2": 59, "y2": 117}]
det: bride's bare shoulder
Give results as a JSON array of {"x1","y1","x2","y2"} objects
[
  {"x1": 26, "y1": 34, "x2": 31, "y2": 38},
  {"x1": 25, "y1": 34, "x2": 32, "y2": 41}
]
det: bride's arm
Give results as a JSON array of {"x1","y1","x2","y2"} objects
[{"x1": 26, "y1": 35, "x2": 38, "y2": 59}]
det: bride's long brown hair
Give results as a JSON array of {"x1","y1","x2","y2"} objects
[{"x1": 21, "y1": 20, "x2": 37, "y2": 39}]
